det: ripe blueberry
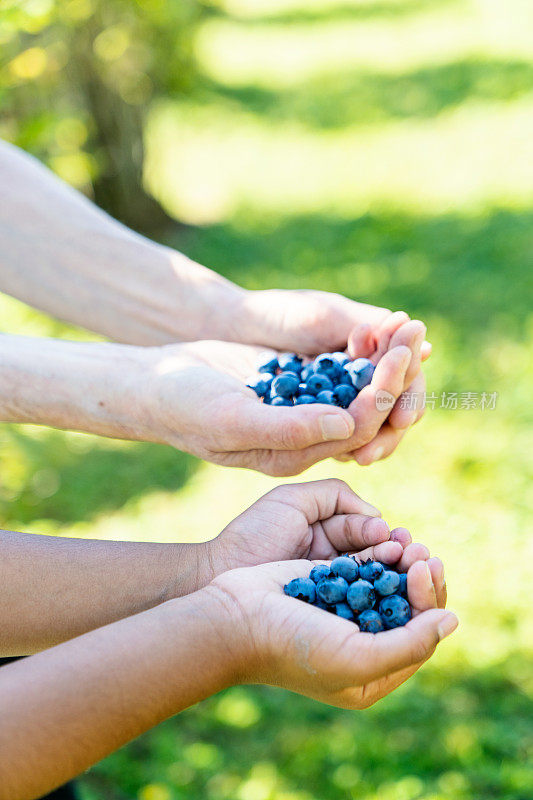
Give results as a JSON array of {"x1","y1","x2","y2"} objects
[
  {"x1": 358, "y1": 609, "x2": 385, "y2": 633},
  {"x1": 358, "y1": 559, "x2": 384, "y2": 582},
  {"x1": 334, "y1": 602, "x2": 354, "y2": 620},
  {"x1": 278, "y1": 352, "x2": 303, "y2": 372},
  {"x1": 374, "y1": 570, "x2": 401, "y2": 596},
  {"x1": 379, "y1": 595, "x2": 412, "y2": 628},
  {"x1": 346, "y1": 358, "x2": 375, "y2": 390},
  {"x1": 312, "y1": 354, "x2": 342, "y2": 381},
  {"x1": 330, "y1": 556, "x2": 359, "y2": 582},
  {"x1": 331, "y1": 352, "x2": 350, "y2": 366},
  {"x1": 398, "y1": 573, "x2": 408, "y2": 597},
  {"x1": 315, "y1": 389, "x2": 336, "y2": 405},
  {"x1": 309, "y1": 564, "x2": 332, "y2": 584},
  {"x1": 247, "y1": 373, "x2": 274, "y2": 398},
  {"x1": 295, "y1": 394, "x2": 316, "y2": 405},
  {"x1": 346, "y1": 579, "x2": 376, "y2": 613},
  {"x1": 333, "y1": 384, "x2": 357, "y2": 408},
  {"x1": 284, "y1": 577, "x2": 316, "y2": 603},
  {"x1": 317, "y1": 576, "x2": 349, "y2": 604},
  {"x1": 307, "y1": 373, "x2": 333, "y2": 394},
  {"x1": 272, "y1": 372, "x2": 300, "y2": 398},
  {"x1": 300, "y1": 364, "x2": 314, "y2": 382},
  {"x1": 258, "y1": 356, "x2": 279, "y2": 374},
  {"x1": 270, "y1": 396, "x2": 293, "y2": 406}
]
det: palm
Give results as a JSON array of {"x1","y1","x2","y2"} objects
[{"x1": 212, "y1": 555, "x2": 451, "y2": 709}]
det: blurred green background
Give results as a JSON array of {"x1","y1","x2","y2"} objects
[{"x1": 1, "y1": 0, "x2": 533, "y2": 798}]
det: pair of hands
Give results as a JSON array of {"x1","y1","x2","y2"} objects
[
  {"x1": 140, "y1": 291, "x2": 429, "y2": 475},
  {"x1": 189, "y1": 480, "x2": 457, "y2": 709}
]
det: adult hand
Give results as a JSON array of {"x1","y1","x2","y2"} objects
[{"x1": 208, "y1": 553, "x2": 456, "y2": 709}]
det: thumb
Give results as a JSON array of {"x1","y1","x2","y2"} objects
[{"x1": 233, "y1": 399, "x2": 355, "y2": 451}]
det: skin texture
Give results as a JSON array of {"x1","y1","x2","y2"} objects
[
  {"x1": 0, "y1": 482, "x2": 457, "y2": 799},
  {"x1": 0, "y1": 140, "x2": 428, "y2": 472}
]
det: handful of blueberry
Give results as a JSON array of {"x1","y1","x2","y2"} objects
[
  {"x1": 247, "y1": 352, "x2": 375, "y2": 407},
  {"x1": 283, "y1": 557, "x2": 411, "y2": 632}
]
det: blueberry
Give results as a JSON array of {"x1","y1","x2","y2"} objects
[
  {"x1": 317, "y1": 576, "x2": 349, "y2": 604},
  {"x1": 345, "y1": 358, "x2": 375, "y2": 390},
  {"x1": 258, "y1": 356, "x2": 279, "y2": 374},
  {"x1": 358, "y1": 609, "x2": 385, "y2": 633},
  {"x1": 379, "y1": 595, "x2": 412, "y2": 628},
  {"x1": 331, "y1": 352, "x2": 350, "y2": 366},
  {"x1": 278, "y1": 352, "x2": 303, "y2": 372},
  {"x1": 314, "y1": 597, "x2": 334, "y2": 612},
  {"x1": 337, "y1": 371, "x2": 355, "y2": 387},
  {"x1": 346, "y1": 579, "x2": 376, "y2": 613},
  {"x1": 334, "y1": 602, "x2": 354, "y2": 620},
  {"x1": 358, "y1": 559, "x2": 384, "y2": 582},
  {"x1": 270, "y1": 396, "x2": 293, "y2": 406},
  {"x1": 312, "y1": 354, "x2": 342, "y2": 381},
  {"x1": 309, "y1": 564, "x2": 332, "y2": 584},
  {"x1": 333, "y1": 384, "x2": 357, "y2": 408},
  {"x1": 315, "y1": 390, "x2": 336, "y2": 405},
  {"x1": 398, "y1": 573, "x2": 408, "y2": 597},
  {"x1": 284, "y1": 577, "x2": 316, "y2": 603},
  {"x1": 300, "y1": 364, "x2": 314, "y2": 382},
  {"x1": 374, "y1": 570, "x2": 401, "y2": 596},
  {"x1": 246, "y1": 373, "x2": 274, "y2": 398},
  {"x1": 272, "y1": 372, "x2": 300, "y2": 398},
  {"x1": 295, "y1": 394, "x2": 316, "y2": 405},
  {"x1": 306, "y1": 373, "x2": 333, "y2": 394},
  {"x1": 330, "y1": 556, "x2": 359, "y2": 582}
]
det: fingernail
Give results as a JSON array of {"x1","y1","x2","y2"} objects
[
  {"x1": 424, "y1": 562, "x2": 433, "y2": 589},
  {"x1": 437, "y1": 612, "x2": 458, "y2": 641},
  {"x1": 320, "y1": 414, "x2": 353, "y2": 441},
  {"x1": 371, "y1": 446, "x2": 384, "y2": 462}
]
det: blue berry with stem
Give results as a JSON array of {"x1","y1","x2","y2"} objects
[
  {"x1": 306, "y1": 373, "x2": 333, "y2": 395},
  {"x1": 278, "y1": 352, "x2": 303, "y2": 372},
  {"x1": 272, "y1": 372, "x2": 300, "y2": 398},
  {"x1": 270, "y1": 396, "x2": 293, "y2": 406},
  {"x1": 333, "y1": 384, "x2": 357, "y2": 408},
  {"x1": 312, "y1": 354, "x2": 342, "y2": 381},
  {"x1": 358, "y1": 559, "x2": 384, "y2": 582},
  {"x1": 247, "y1": 373, "x2": 274, "y2": 398},
  {"x1": 315, "y1": 389, "x2": 336, "y2": 405},
  {"x1": 374, "y1": 570, "x2": 401, "y2": 596},
  {"x1": 398, "y1": 573, "x2": 408, "y2": 597},
  {"x1": 258, "y1": 356, "x2": 279, "y2": 374},
  {"x1": 334, "y1": 602, "x2": 354, "y2": 620},
  {"x1": 309, "y1": 564, "x2": 332, "y2": 584}
]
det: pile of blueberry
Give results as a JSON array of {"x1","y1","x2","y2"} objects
[
  {"x1": 284, "y1": 557, "x2": 411, "y2": 632},
  {"x1": 247, "y1": 352, "x2": 375, "y2": 407}
]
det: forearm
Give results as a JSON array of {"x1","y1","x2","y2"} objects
[
  {"x1": 0, "y1": 333, "x2": 158, "y2": 441},
  {"x1": 0, "y1": 529, "x2": 217, "y2": 656},
  {"x1": 0, "y1": 588, "x2": 236, "y2": 799},
  {"x1": 0, "y1": 140, "x2": 247, "y2": 345}
]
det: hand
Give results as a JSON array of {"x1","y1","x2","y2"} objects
[
  {"x1": 208, "y1": 552, "x2": 456, "y2": 709},
  {"x1": 145, "y1": 338, "x2": 419, "y2": 475}
]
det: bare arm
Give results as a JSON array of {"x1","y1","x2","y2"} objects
[
  {"x1": 0, "y1": 529, "x2": 213, "y2": 656},
  {"x1": 0, "y1": 140, "x2": 246, "y2": 345}
]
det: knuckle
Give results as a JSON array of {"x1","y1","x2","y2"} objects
[{"x1": 280, "y1": 418, "x2": 309, "y2": 450}]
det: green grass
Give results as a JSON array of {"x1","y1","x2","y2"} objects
[{"x1": 1, "y1": 0, "x2": 533, "y2": 798}]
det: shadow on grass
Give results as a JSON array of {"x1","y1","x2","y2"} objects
[
  {"x1": 198, "y1": 59, "x2": 533, "y2": 128},
  {"x1": 0, "y1": 428, "x2": 200, "y2": 528},
  {"x1": 83, "y1": 653, "x2": 533, "y2": 800}
]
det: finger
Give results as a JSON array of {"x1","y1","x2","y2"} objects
[
  {"x1": 346, "y1": 540, "x2": 404, "y2": 564},
  {"x1": 347, "y1": 323, "x2": 375, "y2": 359},
  {"x1": 352, "y1": 423, "x2": 407, "y2": 466},
  {"x1": 371, "y1": 311, "x2": 411, "y2": 360},
  {"x1": 395, "y1": 542, "x2": 431, "y2": 573},
  {"x1": 388, "y1": 320, "x2": 426, "y2": 389},
  {"x1": 388, "y1": 372, "x2": 426, "y2": 430},
  {"x1": 352, "y1": 609, "x2": 458, "y2": 683},
  {"x1": 314, "y1": 515, "x2": 391, "y2": 556},
  {"x1": 427, "y1": 557, "x2": 447, "y2": 608},
  {"x1": 407, "y1": 561, "x2": 438, "y2": 615},
  {"x1": 267, "y1": 478, "x2": 382, "y2": 523},
  {"x1": 390, "y1": 527, "x2": 412, "y2": 548},
  {"x1": 348, "y1": 346, "x2": 412, "y2": 448},
  {"x1": 229, "y1": 397, "x2": 356, "y2": 452},
  {"x1": 421, "y1": 341, "x2": 432, "y2": 361}
]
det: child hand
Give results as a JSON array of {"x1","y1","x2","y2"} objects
[{"x1": 208, "y1": 550, "x2": 455, "y2": 709}]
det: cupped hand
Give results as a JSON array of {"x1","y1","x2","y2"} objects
[
  {"x1": 145, "y1": 338, "x2": 420, "y2": 475},
  {"x1": 209, "y1": 552, "x2": 456, "y2": 709}
]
